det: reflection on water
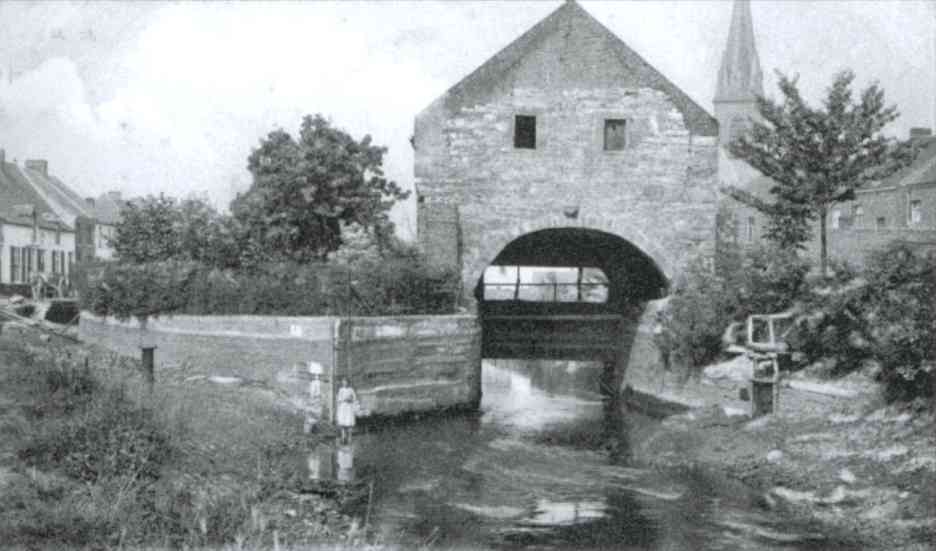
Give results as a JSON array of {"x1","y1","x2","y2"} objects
[{"x1": 302, "y1": 360, "x2": 856, "y2": 550}]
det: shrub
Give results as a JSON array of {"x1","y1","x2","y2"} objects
[
  {"x1": 663, "y1": 244, "x2": 811, "y2": 370},
  {"x1": 79, "y1": 252, "x2": 460, "y2": 320},
  {"x1": 798, "y1": 243, "x2": 936, "y2": 401}
]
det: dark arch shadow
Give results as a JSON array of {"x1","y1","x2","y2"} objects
[
  {"x1": 474, "y1": 228, "x2": 668, "y2": 364},
  {"x1": 474, "y1": 227, "x2": 668, "y2": 308}
]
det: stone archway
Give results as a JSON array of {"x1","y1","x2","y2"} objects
[{"x1": 463, "y1": 213, "x2": 674, "y2": 307}]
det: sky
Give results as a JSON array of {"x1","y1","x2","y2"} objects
[{"x1": 1, "y1": 0, "x2": 934, "y2": 240}]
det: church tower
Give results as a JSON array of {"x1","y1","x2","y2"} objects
[{"x1": 714, "y1": 0, "x2": 764, "y2": 147}]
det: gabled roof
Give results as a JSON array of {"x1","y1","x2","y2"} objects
[
  {"x1": 419, "y1": 0, "x2": 717, "y2": 136},
  {"x1": 892, "y1": 137, "x2": 936, "y2": 188},
  {"x1": 90, "y1": 193, "x2": 126, "y2": 225},
  {"x1": 20, "y1": 165, "x2": 94, "y2": 222},
  {"x1": 0, "y1": 162, "x2": 71, "y2": 231}
]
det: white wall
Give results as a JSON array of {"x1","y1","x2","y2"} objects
[
  {"x1": 1, "y1": 222, "x2": 77, "y2": 285},
  {"x1": 95, "y1": 223, "x2": 116, "y2": 260}
]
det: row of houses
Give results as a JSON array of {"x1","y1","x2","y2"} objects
[{"x1": 0, "y1": 148, "x2": 123, "y2": 291}]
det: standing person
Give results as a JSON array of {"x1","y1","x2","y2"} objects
[
  {"x1": 336, "y1": 378, "x2": 358, "y2": 444},
  {"x1": 652, "y1": 309, "x2": 675, "y2": 391}
]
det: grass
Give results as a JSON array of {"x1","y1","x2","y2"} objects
[{"x1": 0, "y1": 329, "x2": 352, "y2": 550}]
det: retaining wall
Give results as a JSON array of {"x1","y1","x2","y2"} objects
[{"x1": 79, "y1": 313, "x2": 481, "y2": 422}]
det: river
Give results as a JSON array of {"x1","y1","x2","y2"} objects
[{"x1": 304, "y1": 360, "x2": 857, "y2": 550}]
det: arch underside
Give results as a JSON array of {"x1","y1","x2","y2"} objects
[{"x1": 477, "y1": 227, "x2": 667, "y2": 361}]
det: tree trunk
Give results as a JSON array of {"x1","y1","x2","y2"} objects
[{"x1": 819, "y1": 207, "x2": 828, "y2": 278}]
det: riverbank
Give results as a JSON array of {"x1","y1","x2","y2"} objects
[
  {"x1": 624, "y1": 357, "x2": 936, "y2": 550},
  {"x1": 0, "y1": 320, "x2": 375, "y2": 550}
]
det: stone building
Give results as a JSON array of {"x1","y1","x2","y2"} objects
[{"x1": 414, "y1": 0, "x2": 721, "y2": 306}]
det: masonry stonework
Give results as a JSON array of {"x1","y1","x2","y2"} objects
[{"x1": 415, "y1": 2, "x2": 721, "y2": 303}]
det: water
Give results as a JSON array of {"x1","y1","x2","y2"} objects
[{"x1": 304, "y1": 361, "x2": 855, "y2": 550}]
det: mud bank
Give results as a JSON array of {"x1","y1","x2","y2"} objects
[{"x1": 624, "y1": 374, "x2": 936, "y2": 550}]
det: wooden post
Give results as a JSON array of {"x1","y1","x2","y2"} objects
[{"x1": 141, "y1": 346, "x2": 156, "y2": 391}]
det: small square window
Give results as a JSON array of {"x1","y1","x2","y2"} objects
[
  {"x1": 514, "y1": 115, "x2": 536, "y2": 149},
  {"x1": 876, "y1": 217, "x2": 886, "y2": 229},
  {"x1": 604, "y1": 119, "x2": 627, "y2": 151}
]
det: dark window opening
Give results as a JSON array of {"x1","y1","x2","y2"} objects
[
  {"x1": 876, "y1": 217, "x2": 886, "y2": 229},
  {"x1": 604, "y1": 119, "x2": 627, "y2": 151},
  {"x1": 514, "y1": 115, "x2": 536, "y2": 149}
]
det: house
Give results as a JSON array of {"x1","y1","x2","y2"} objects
[
  {"x1": 12, "y1": 157, "x2": 126, "y2": 263},
  {"x1": 0, "y1": 149, "x2": 76, "y2": 291},
  {"x1": 718, "y1": 0, "x2": 936, "y2": 266},
  {"x1": 819, "y1": 130, "x2": 936, "y2": 263},
  {"x1": 84, "y1": 191, "x2": 125, "y2": 260}
]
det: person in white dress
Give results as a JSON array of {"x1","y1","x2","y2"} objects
[{"x1": 335, "y1": 377, "x2": 358, "y2": 444}]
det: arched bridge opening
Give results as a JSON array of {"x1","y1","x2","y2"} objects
[{"x1": 475, "y1": 228, "x2": 668, "y2": 363}]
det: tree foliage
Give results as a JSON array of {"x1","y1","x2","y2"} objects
[
  {"x1": 662, "y1": 245, "x2": 811, "y2": 370},
  {"x1": 796, "y1": 243, "x2": 936, "y2": 402},
  {"x1": 232, "y1": 114, "x2": 408, "y2": 262},
  {"x1": 112, "y1": 195, "x2": 240, "y2": 268},
  {"x1": 727, "y1": 70, "x2": 919, "y2": 274}
]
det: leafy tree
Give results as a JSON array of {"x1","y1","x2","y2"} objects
[
  {"x1": 233, "y1": 114, "x2": 408, "y2": 263},
  {"x1": 727, "y1": 70, "x2": 919, "y2": 276},
  {"x1": 112, "y1": 195, "x2": 234, "y2": 267},
  {"x1": 112, "y1": 194, "x2": 183, "y2": 264}
]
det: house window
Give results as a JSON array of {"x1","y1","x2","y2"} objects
[
  {"x1": 514, "y1": 115, "x2": 536, "y2": 149},
  {"x1": 67, "y1": 252, "x2": 73, "y2": 274},
  {"x1": 55, "y1": 228, "x2": 61, "y2": 245},
  {"x1": 25, "y1": 248, "x2": 33, "y2": 279},
  {"x1": 852, "y1": 205, "x2": 864, "y2": 227},
  {"x1": 603, "y1": 119, "x2": 627, "y2": 151},
  {"x1": 52, "y1": 251, "x2": 58, "y2": 275},
  {"x1": 747, "y1": 216, "x2": 755, "y2": 242},
  {"x1": 831, "y1": 209, "x2": 841, "y2": 230},
  {"x1": 910, "y1": 200, "x2": 922, "y2": 224},
  {"x1": 10, "y1": 247, "x2": 19, "y2": 283},
  {"x1": 37, "y1": 249, "x2": 45, "y2": 273},
  {"x1": 876, "y1": 217, "x2": 886, "y2": 229}
]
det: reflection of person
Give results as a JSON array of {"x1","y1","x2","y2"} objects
[
  {"x1": 336, "y1": 378, "x2": 358, "y2": 444},
  {"x1": 336, "y1": 444, "x2": 355, "y2": 483}
]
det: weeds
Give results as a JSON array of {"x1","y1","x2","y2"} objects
[{"x1": 0, "y1": 337, "x2": 341, "y2": 549}]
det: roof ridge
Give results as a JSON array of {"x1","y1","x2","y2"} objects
[{"x1": 419, "y1": 0, "x2": 716, "y2": 136}]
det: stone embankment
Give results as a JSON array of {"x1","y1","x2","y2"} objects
[{"x1": 623, "y1": 355, "x2": 936, "y2": 550}]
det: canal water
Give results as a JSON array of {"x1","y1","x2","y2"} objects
[{"x1": 305, "y1": 361, "x2": 854, "y2": 550}]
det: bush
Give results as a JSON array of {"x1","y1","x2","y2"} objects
[
  {"x1": 662, "y1": 244, "x2": 811, "y2": 370},
  {"x1": 79, "y1": 253, "x2": 460, "y2": 321},
  {"x1": 798, "y1": 243, "x2": 936, "y2": 401}
]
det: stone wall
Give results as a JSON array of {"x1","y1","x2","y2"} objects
[
  {"x1": 414, "y1": 10, "x2": 721, "y2": 302},
  {"x1": 416, "y1": 85, "x2": 720, "y2": 299},
  {"x1": 79, "y1": 313, "x2": 482, "y2": 421}
]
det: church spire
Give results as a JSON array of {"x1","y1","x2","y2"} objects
[{"x1": 715, "y1": 0, "x2": 763, "y2": 103}]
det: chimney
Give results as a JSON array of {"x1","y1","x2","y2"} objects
[
  {"x1": 24, "y1": 159, "x2": 48, "y2": 176},
  {"x1": 85, "y1": 197, "x2": 96, "y2": 208},
  {"x1": 910, "y1": 127, "x2": 933, "y2": 139},
  {"x1": 107, "y1": 190, "x2": 122, "y2": 201}
]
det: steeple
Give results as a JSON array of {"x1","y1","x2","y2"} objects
[
  {"x1": 715, "y1": 0, "x2": 763, "y2": 103},
  {"x1": 714, "y1": 0, "x2": 763, "y2": 147}
]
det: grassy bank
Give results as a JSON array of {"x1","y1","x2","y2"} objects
[{"x1": 0, "y1": 325, "x2": 371, "y2": 550}]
